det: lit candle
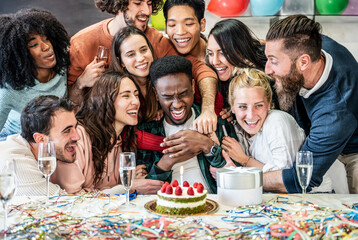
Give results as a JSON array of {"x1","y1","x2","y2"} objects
[{"x1": 180, "y1": 166, "x2": 184, "y2": 187}]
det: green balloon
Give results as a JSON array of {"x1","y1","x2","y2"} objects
[
  {"x1": 151, "y1": 0, "x2": 167, "y2": 30},
  {"x1": 151, "y1": 10, "x2": 166, "y2": 30},
  {"x1": 316, "y1": 0, "x2": 349, "y2": 15}
]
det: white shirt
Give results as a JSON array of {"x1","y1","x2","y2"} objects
[
  {"x1": 0, "y1": 134, "x2": 64, "y2": 196},
  {"x1": 299, "y1": 50, "x2": 333, "y2": 98},
  {"x1": 248, "y1": 110, "x2": 306, "y2": 173},
  {"x1": 163, "y1": 108, "x2": 210, "y2": 191}
]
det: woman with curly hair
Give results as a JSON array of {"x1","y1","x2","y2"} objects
[
  {"x1": 54, "y1": 71, "x2": 163, "y2": 194},
  {"x1": 0, "y1": 8, "x2": 69, "y2": 139}
]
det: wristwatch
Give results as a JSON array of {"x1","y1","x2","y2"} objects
[{"x1": 204, "y1": 142, "x2": 219, "y2": 157}]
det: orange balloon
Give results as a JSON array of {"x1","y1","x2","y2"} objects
[{"x1": 207, "y1": 0, "x2": 250, "y2": 17}]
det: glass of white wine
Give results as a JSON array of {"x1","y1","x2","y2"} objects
[
  {"x1": 296, "y1": 151, "x2": 313, "y2": 203},
  {"x1": 119, "y1": 152, "x2": 136, "y2": 207},
  {"x1": 38, "y1": 142, "x2": 56, "y2": 205},
  {"x1": 0, "y1": 159, "x2": 16, "y2": 232}
]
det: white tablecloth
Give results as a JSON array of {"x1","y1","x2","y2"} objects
[{"x1": 1, "y1": 193, "x2": 358, "y2": 239}]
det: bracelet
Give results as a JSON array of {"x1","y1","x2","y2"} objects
[{"x1": 243, "y1": 156, "x2": 252, "y2": 167}]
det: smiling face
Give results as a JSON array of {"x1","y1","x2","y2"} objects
[
  {"x1": 155, "y1": 72, "x2": 194, "y2": 125},
  {"x1": 265, "y1": 40, "x2": 294, "y2": 85},
  {"x1": 120, "y1": 34, "x2": 154, "y2": 81},
  {"x1": 232, "y1": 87, "x2": 271, "y2": 137},
  {"x1": 166, "y1": 5, "x2": 205, "y2": 55},
  {"x1": 27, "y1": 34, "x2": 56, "y2": 71},
  {"x1": 265, "y1": 40, "x2": 304, "y2": 111},
  {"x1": 113, "y1": 77, "x2": 140, "y2": 134},
  {"x1": 207, "y1": 35, "x2": 235, "y2": 81},
  {"x1": 124, "y1": 0, "x2": 153, "y2": 31},
  {"x1": 48, "y1": 110, "x2": 80, "y2": 163}
]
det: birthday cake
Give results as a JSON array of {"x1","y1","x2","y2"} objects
[{"x1": 156, "y1": 180, "x2": 207, "y2": 215}]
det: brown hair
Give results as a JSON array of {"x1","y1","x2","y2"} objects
[
  {"x1": 76, "y1": 71, "x2": 138, "y2": 185},
  {"x1": 266, "y1": 14, "x2": 322, "y2": 62},
  {"x1": 111, "y1": 26, "x2": 158, "y2": 122}
]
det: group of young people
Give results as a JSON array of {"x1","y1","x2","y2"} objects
[{"x1": 0, "y1": 0, "x2": 357, "y2": 197}]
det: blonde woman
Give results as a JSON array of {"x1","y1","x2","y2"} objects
[{"x1": 220, "y1": 68, "x2": 305, "y2": 172}]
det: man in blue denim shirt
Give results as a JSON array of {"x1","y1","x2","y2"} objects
[{"x1": 263, "y1": 15, "x2": 358, "y2": 193}]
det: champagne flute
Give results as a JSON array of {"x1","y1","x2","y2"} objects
[
  {"x1": 119, "y1": 152, "x2": 136, "y2": 207},
  {"x1": 38, "y1": 142, "x2": 56, "y2": 205},
  {"x1": 0, "y1": 159, "x2": 16, "y2": 232},
  {"x1": 296, "y1": 151, "x2": 313, "y2": 203},
  {"x1": 97, "y1": 46, "x2": 109, "y2": 68}
]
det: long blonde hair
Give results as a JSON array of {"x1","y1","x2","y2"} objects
[{"x1": 228, "y1": 68, "x2": 274, "y2": 108}]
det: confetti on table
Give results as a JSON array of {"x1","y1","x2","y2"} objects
[{"x1": 1, "y1": 193, "x2": 358, "y2": 239}]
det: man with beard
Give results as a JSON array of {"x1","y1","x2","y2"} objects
[
  {"x1": 137, "y1": 56, "x2": 237, "y2": 194},
  {"x1": 68, "y1": 0, "x2": 218, "y2": 134},
  {"x1": 263, "y1": 15, "x2": 358, "y2": 194},
  {"x1": 0, "y1": 96, "x2": 80, "y2": 196}
]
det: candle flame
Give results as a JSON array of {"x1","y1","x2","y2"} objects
[{"x1": 180, "y1": 166, "x2": 184, "y2": 174}]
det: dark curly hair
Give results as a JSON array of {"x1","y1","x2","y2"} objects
[
  {"x1": 95, "y1": 0, "x2": 164, "y2": 15},
  {"x1": 150, "y1": 55, "x2": 193, "y2": 87},
  {"x1": 0, "y1": 8, "x2": 70, "y2": 90},
  {"x1": 76, "y1": 71, "x2": 138, "y2": 186}
]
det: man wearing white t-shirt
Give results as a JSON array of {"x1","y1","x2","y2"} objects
[{"x1": 137, "y1": 56, "x2": 237, "y2": 193}]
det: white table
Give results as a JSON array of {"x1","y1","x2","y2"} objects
[{"x1": 1, "y1": 193, "x2": 358, "y2": 239}]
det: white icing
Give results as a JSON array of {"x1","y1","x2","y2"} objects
[
  {"x1": 157, "y1": 198, "x2": 206, "y2": 208},
  {"x1": 157, "y1": 187, "x2": 207, "y2": 199}
]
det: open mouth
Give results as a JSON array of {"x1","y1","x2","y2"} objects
[
  {"x1": 135, "y1": 63, "x2": 148, "y2": 70},
  {"x1": 137, "y1": 15, "x2": 148, "y2": 23},
  {"x1": 245, "y1": 119, "x2": 259, "y2": 128},
  {"x1": 273, "y1": 77, "x2": 280, "y2": 85},
  {"x1": 215, "y1": 66, "x2": 228, "y2": 75},
  {"x1": 127, "y1": 110, "x2": 138, "y2": 118},
  {"x1": 170, "y1": 108, "x2": 185, "y2": 120},
  {"x1": 44, "y1": 53, "x2": 55, "y2": 60},
  {"x1": 65, "y1": 142, "x2": 77, "y2": 154},
  {"x1": 174, "y1": 37, "x2": 191, "y2": 47}
]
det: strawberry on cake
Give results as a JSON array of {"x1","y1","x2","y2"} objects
[{"x1": 156, "y1": 180, "x2": 207, "y2": 215}]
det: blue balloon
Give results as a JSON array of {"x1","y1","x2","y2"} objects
[{"x1": 250, "y1": 0, "x2": 284, "y2": 16}]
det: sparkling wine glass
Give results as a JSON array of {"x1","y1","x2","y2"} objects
[
  {"x1": 38, "y1": 142, "x2": 56, "y2": 204},
  {"x1": 119, "y1": 152, "x2": 136, "y2": 207},
  {"x1": 296, "y1": 151, "x2": 313, "y2": 203},
  {"x1": 97, "y1": 46, "x2": 109, "y2": 67},
  {"x1": 0, "y1": 159, "x2": 16, "y2": 232}
]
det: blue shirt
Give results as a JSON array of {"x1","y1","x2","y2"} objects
[
  {"x1": 282, "y1": 35, "x2": 358, "y2": 193},
  {"x1": 0, "y1": 73, "x2": 67, "y2": 140}
]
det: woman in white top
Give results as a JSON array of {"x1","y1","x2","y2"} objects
[{"x1": 220, "y1": 68, "x2": 305, "y2": 172}]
